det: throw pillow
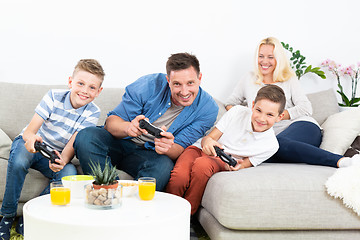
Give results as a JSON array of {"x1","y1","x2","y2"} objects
[
  {"x1": 306, "y1": 88, "x2": 339, "y2": 125},
  {"x1": 0, "y1": 128, "x2": 12, "y2": 159},
  {"x1": 320, "y1": 108, "x2": 360, "y2": 155}
]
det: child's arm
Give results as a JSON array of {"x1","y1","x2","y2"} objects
[
  {"x1": 201, "y1": 127, "x2": 223, "y2": 156},
  {"x1": 23, "y1": 113, "x2": 45, "y2": 153},
  {"x1": 226, "y1": 157, "x2": 253, "y2": 171},
  {"x1": 59, "y1": 132, "x2": 77, "y2": 164},
  {"x1": 50, "y1": 132, "x2": 77, "y2": 172}
]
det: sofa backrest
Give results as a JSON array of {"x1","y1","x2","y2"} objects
[
  {"x1": 306, "y1": 88, "x2": 339, "y2": 125},
  {"x1": 0, "y1": 82, "x2": 124, "y2": 140},
  {"x1": 0, "y1": 81, "x2": 339, "y2": 141}
]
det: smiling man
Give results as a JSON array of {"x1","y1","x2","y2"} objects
[{"x1": 74, "y1": 53, "x2": 218, "y2": 191}]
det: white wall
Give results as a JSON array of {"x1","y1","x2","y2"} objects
[{"x1": 1, "y1": 0, "x2": 359, "y2": 102}]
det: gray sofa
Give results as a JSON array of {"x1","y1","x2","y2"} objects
[{"x1": 1, "y1": 82, "x2": 360, "y2": 239}]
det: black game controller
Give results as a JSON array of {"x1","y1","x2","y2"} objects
[
  {"x1": 34, "y1": 141, "x2": 59, "y2": 164},
  {"x1": 139, "y1": 119, "x2": 164, "y2": 138},
  {"x1": 214, "y1": 146, "x2": 238, "y2": 167}
]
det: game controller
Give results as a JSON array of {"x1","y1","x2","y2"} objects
[
  {"x1": 214, "y1": 146, "x2": 238, "y2": 167},
  {"x1": 34, "y1": 141, "x2": 59, "y2": 164},
  {"x1": 139, "y1": 119, "x2": 164, "y2": 138}
]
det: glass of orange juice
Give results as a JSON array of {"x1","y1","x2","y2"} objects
[
  {"x1": 50, "y1": 181, "x2": 71, "y2": 205},
  {"x1": 138, "y1": 177, "x2": 156, "y2": 201}
]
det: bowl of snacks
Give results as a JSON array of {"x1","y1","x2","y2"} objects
[
  {"x1": 118, "y1": 180, "x2": 138, "y2": 197},
  {"x1": 61, "y1": 175, "x2": 94, "y2": 199}
]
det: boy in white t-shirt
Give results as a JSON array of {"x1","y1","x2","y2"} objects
[{"x1": 166, "y1": 85, "x2": 286, "y2": 215}]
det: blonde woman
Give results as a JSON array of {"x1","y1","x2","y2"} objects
[{"x1": 225, "y1": 37, "x2": 359, "y2": 167}]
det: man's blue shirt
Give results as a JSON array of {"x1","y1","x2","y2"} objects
[{"x1": 108, "y1": 73, "x2": 218, "y2": 149}]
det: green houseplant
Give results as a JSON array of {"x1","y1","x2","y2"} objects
[
  {"x1": 88, "y1": 159, "x2": 118, "y2": 189},
  {"x1": 281, "y1": 42, "x2": 326, "y2": 80},
  {"x1": 85, "y1": 159, "x2": 121, "y2": 208},
  {"x1": 321, "y1": 59, "x2": 360, "y2": 107}
]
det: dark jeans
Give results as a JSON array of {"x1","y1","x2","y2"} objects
[
  {"x1": 1, "y1": 136, "x2": 77, "y2": 217},
  {"x1": 73, "y1": 126, "x2": 174, "y2": 191},
  {"x1": 266, "y1": 121, "x2": 342, "y2": 167}
]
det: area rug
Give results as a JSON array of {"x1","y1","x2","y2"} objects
[{"x1": 325, "y1": 165, "x2": 360, "y2": 216}]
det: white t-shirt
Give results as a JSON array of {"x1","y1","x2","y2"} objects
[
  {"x1": 224, "y1": 72, "x2": 319, "y2": 135},
  {"x1": 194, "y1": 105, "x2": 279, "y2": 167}
]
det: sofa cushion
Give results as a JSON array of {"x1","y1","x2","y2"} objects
[
  {"x1": 0, "y1": 128, "x2": 11, "y2": 159},
  {"x1": 0, "y1": 82, "x2": 124, "y2": 140},
  {"x1": 0, "y1": 82, "x2": 65, "y2": 140},
  {"x1": 320, "y1": 108, "x2": 360, "y2": 155},
  {"x1": 92, "y1": 87, "x2": 124, "y2": 125},
  {"x1": 306, "y1": 88, "x2": 339, "y2": 125},
  {"x1": 201, "y1": 163, "x2": 360, "y2": 230}
]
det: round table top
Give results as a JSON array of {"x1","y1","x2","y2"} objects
[{"x1": 24, "y1": 191, "x2": 190, "y2": 227}]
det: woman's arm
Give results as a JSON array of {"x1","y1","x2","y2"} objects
[
  {"x1": 285, "y1": 77, "x2": 313, "y2": 119},
  {"x1": 224, "y1": 74, "x2": 254, "y2": 109}
]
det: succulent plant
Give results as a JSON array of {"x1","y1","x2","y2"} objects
[{"x1": 88, "y1": 159, "x2": 118, "y2": 186}]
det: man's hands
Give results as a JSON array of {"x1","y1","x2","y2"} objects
[
  {"x1": 127, "y1": 115, "x2": 174, "y2": 155},
  {"x1": 126, "y1": 115, "x2": 147, "y2": 137},
  {"x1": 154, "y1": 126, "x2": 174, "y2": 155}
]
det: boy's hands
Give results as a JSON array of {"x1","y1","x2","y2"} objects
[
  {"x1": 225, "y1": 157, "x2": 254, "y2": 171},
  {"x1": 49, "y1": 150, "x2": 65, "y2": 172},
  {"x1": 225, "y1": 159, "x2": 244, "y2": 171},
  {"x1": 202, "y1": 134, "x2": 247, "y2": 171},
  {"x1": 201, "y1": 136, "x2": 221, "y2": 157},
  {"x1": 25, "y1": 135, "x2": 43, "y2": 153}
]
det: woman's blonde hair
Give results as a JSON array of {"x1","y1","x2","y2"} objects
[{"x1": 254, "y1": 37, "x2": 295, "y2": 84}]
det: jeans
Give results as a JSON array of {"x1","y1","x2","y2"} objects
[
  {"x1": 73, "y1": 126, "x2": 174, "y2": 191},
  {"x1": 0, "y1": 136, "x2": 77, "y2": 217},
  {"x1": 266, "y1": 121, "x2": 342, "y2": 167}
]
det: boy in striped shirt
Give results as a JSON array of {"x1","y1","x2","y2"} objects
[{"x1": 0, "y1": 59, "x2": 104, "y2": 239}]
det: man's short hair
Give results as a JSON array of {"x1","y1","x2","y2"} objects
[
  {"x1": 166, "y1": 53, "x2": 200, "y2": 77},
  {"x1": 254, "y1": 85, "x2": 286, "y2": 114},
  {"x1": 73, "y1": 59, "x2": 105, "y2": 82}
]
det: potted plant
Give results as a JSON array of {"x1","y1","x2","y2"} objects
[
  {"x1": 85, "y1": 159, "x2": 122, "y2": 208},
  {"x1": 89, "y1": 159, "x2": 118, "y2": 189},
  {"x1": 321, "y1": 59, "x2": 360, "y2": 108},
  {"x1": 281, "y1": 42, "x2": 326, "y2": 80}
]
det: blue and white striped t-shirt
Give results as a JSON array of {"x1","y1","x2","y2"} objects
[{"x1": 21, "y1": 89, "x2": 100, "y2": 152}]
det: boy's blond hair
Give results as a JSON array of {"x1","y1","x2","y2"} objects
[{"x1": 73, "y1": 59, "x2": 105, "y2": 82}]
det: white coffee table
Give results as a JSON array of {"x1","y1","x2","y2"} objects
[{"x1": 23, "y1": 192, "x2": 191, "y2": 240}]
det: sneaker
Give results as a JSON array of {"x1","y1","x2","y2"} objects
[
  {"x1": 0, "y1": 216, "x2": 15, "y2": 240},
  {"x1": 15, "y1": 216, "x2": 24, "y2": 236}
]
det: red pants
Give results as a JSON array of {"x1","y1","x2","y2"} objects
[{"x1": 166, "y1": 146, "x2": 227, "y2": 215}]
